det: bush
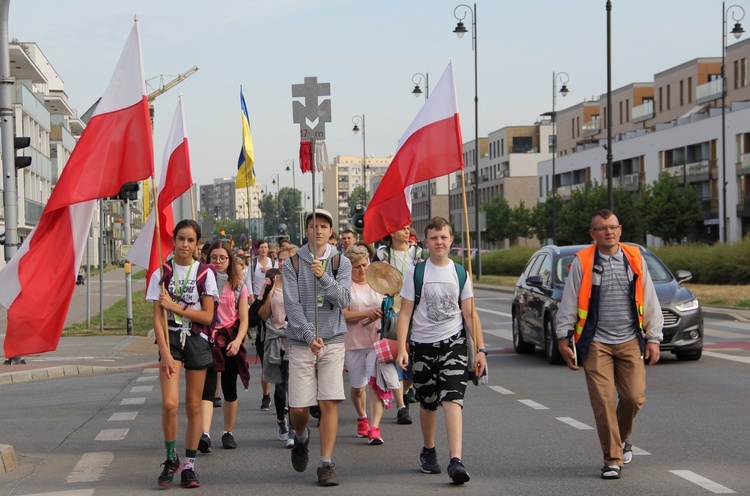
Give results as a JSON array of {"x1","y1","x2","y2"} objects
[
  {"x1": 652, "y1": 237, "x2": 750, "y2": 284},
  {"x1": 452, "y1": 248, "x2": 537, "y2": 276}
]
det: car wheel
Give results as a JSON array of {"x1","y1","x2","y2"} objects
[
  {"x1": 675, "y1": 348, "x2": 702, "y2": 361},
  {"x1": 544, "y1": 319, "x2": 564, "y2": 365},
  {"x1": 512, "y1": 312, "x2": 535, "y2": 354}
]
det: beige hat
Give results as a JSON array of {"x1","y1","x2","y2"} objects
[
  {"x1": 366, "y1": 262, "x2": 403, "y2": 296},
  {"x1": 305, "y1": 209, "x2": 334, "y2": 227}
]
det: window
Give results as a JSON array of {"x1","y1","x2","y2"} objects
[
  {"x1": 571, "y1": 119, "x2": 575, "y2": 139},
  {"x1": 680, "y1": 80, "x2": 684, "y2": 106},
  {"x1": 626, "y1": 99, "x2": 630, "y2": 122},
  {"x1": 688, "y1": 77, "x2": 693, "y2": 104},
  {"x1": 619, "y1": 101, "x2": 623, "y2": 125},
  {"x1": 659, "y1": 87, "x2": 663, "y2": 112},
  {"x1": 743, "y1": 58, "x2": 748, "y2": 87},
  {"x1": 735, "y1": 60, "x2": 740, "y2": 89},
  {"x1": 666, "y1": 84, "x2": 671, "y2": 110}
]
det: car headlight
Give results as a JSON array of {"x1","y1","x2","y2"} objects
[{"x1": 675, "y1": 298, "x2": 699, "y2": 312}]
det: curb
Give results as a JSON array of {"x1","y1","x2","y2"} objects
[
  {"x1": 0, "y1": 443, "x2": 18, "y2": 474},
  {"x1": 0, "y1": 365, "x2": 122, "y2": 386}
]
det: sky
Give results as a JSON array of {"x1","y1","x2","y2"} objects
[{"x1": 9, "y1": 0, "x2": 738, "y2": 209}]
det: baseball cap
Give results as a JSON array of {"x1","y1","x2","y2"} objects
[{"x1": 305, "y1": 209, "x2": 334, "y2": 227}]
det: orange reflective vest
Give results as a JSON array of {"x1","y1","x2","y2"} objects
[{"x1": 574, "y1": 244, "x2": 645, "y2": 343}]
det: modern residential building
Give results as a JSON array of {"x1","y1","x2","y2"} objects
[
  {"x1": 321, "y1": 154, "x2": 392, "y2": 233},
  {"x1": 199, "y1": 177, "x2": 263, "y2": 239},
  {"x1": 538, "y1": 37, "x2": 750, "y2": 244}
]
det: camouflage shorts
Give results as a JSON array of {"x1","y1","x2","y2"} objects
[{"x1": 409, "y1": 332, "x2": 469, "y2": 411}]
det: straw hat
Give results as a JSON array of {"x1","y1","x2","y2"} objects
[{"x1": 366, "y1": 262, "x2": 403, "y2": 296}]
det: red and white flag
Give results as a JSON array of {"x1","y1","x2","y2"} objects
[
  {"x1": 363, "y1": 62, "x2": 464, "y2": 244},
  {"x1": 128, "y1": 96, "x2": 192, "y2": 281},
  {"x1": 0, "y1": 22, "x2": 154, "y2": 357}
]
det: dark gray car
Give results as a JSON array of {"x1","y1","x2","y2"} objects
[{"x1": 511, "y1": 244, "x2": 703, "y2": 364}]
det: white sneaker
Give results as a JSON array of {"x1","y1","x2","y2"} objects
[
  {"x1": 622, "y1": 441, "x2": 633, "y2": 464},
  {"x1": 277, "y1": 419, "x2": 289, "y2": 441},
  {"x1": 286, "y1": 427, "x2": 295, "y2": 449}
]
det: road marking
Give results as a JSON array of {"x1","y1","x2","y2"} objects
[
  {"x1": 143, "y1": 368, "x2": 158, "y2": 374},
  {"x1": 476, "y1": 306, "x2": 512, "y2": 318},
  {"x1": 705, "y1": 328, "x2": 750, "y2": 340},
  {"x1": 518, "y1": 399, "x2": 548, "y2": 410},
  {"x1": 130, "y1": 385, "x2": 153, "y2": 393},
  {"x1": 482, "y1": 328, "x2": 513, "y2": 341},
  {"x1": 25, "y1": 491, "x2": 95, "y2": 496},
  {"x1": 556, "y1": 417, "x2": 594, "y2": 429},
  {"x1": 66, "y1": 452, "x2": 114, "y2": 483},
  {"x1": 136, "y1": 375, "x2": 157, "y2": 382},
  {"x1": 95, "y1": 429, "x2": 129, "y2": 441},
  {"x1": 703, "y1": 351, "x2": 750, "y2": 364},
  {"x1": 632, "y1": 446, "x2": 651, "y2": 456},
  {"x1": 120, "y1": 397, "x2": 145, "y2": 405},
  {"x1": 489, "y1": 385, "x2": 515, "y2": 395},
  {"x1": 109, "y1": 412, "x2": 138, "y2": 421},
  {"x1": 669, "y1": 470, "x2": 736, "y2": 494}
]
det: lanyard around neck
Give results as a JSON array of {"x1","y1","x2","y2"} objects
[{"x1": 173, "y1": 260, "x2": 196, "y2": 299}]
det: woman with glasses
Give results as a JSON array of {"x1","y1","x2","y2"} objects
[{"x1": 199, "y1": 241, "x2": 252, "y2": 453}]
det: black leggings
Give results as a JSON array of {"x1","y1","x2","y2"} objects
[
  {"x1": 274, "y1": 353, "x2": 288, "y2": 421},
  {"x1": 202, "y1": 348, "x2": 240, "y2": 403}
]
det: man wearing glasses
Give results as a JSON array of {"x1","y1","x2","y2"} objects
[{"x1": 555, "y1": 209, "x2": 663, "y2": 480}]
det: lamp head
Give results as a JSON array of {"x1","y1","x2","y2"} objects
[
  {"x1": 560, "y1": 84, "x2": 570, "y2": 97},
  {"x1": 412, "y1": 84, "x2": 423, "y2": 97},
  {"x1": 352, "y1": 124, "x2": 360, "y2": 135},
  {"x1": 453, "y1": 20, "x2": 468, "y2": 38},
  {"x1": 732, "y1": 21, "x2": 745, "y2": 39}
]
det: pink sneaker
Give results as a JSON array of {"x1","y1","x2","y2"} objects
[
  {"x1": 368, "y1": 426, "x2": 383, "y2": 445},
  {"x1": 357, "y1": 417, "x2": 370, "y2": 438}
]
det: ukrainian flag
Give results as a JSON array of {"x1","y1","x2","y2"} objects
[{"x1": 235, "y1": 86, "x2": 255, "y2": 189}]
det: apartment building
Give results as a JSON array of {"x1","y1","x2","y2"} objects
[
  {"x1": 539, "y1": 37, "x2": 750, "y2": 243},
  {"x1": 1, "y1": 42, "x2": 85, "y2": 268},
  {"x1": 199, "y1": 178, "x2": 263, "y2": 239},
  {"x1": 321, "y1": 154, "x2": 391, "y2": 233}
]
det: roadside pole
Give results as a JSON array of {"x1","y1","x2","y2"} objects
[{"x1": 123, "y1": 198, "x2": 133, "y2": 335}]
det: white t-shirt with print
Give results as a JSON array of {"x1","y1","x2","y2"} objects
[
  {"x1": 146, "y1": 260, "x2": 218, "y2": 335},
  {"x1": 400, "y1": 259, "x2": 473, "y2": 343},
  {"x1": 246, "y1": 257, "x2": 276, "y2": 297}
]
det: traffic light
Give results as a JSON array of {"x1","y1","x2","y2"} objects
[
  {"x1": 118, "y1": 182, "x2": 139, "y2": 201},
  {"x1": 14, "y1": 137, "x2": 32, "y2": 170},
  {"x1": 351, "y1": 204, "x2": 365, "y2": 234}
]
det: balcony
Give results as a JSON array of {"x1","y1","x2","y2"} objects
[
  {"x1": 663, "y1": 166, "x2": 684, "y2": 178},
  {"x1": 581, "y1": 118, "x2": 601, "y2": 138},
  {"x1": 737, "y1": 195, "x2": 750, "y2": 217},
  {"x1": 24, "y1": 199, "x2": 44, "y2": 226},
  {"x1": 701, "y1": 198, "x2": 719, "y2": 215},
  {"x1": 686, "y1": 159, "x2": 710, "y2": 176},
  {"x1": 738, "y1": 153, "x2": 750, "y2": 175},
  {"x1": 696, "y1": 78, "x2": 723, "y2": 104},
  {"x1": 632, "y1": 101, "x2": 654, "y2": 123},
  {"x1": 612, "y1": 172, "x2": 640, "y2": 189}
]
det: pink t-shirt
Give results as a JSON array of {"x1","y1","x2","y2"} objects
[
  {"x1": 344, "y1": 281, "x2": 383, "y2": 351},
  {"x1": 216, "y1": 282, "x2": 250, "y2": 329}
]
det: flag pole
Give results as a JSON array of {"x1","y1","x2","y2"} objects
[
  {"x1": 189, "y1": 184, "x2": 195, "y2": 220},
  {"x1": 151, "y1": 176, "x2": 169, "y2": 344},
  {"x1": 459, "y1": 168, "x2": 479, "y2": 367},
  {"x1": 310, "y1": 138, "x2": 318, "y2": 342}
]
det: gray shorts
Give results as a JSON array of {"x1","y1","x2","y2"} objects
[{"x1": 159, "y1": 330, "x2": 213, "y2": 370}]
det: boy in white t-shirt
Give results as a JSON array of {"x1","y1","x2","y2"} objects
[{"x1": 396, "y1": 216, "x2": 486, "y2": 486}]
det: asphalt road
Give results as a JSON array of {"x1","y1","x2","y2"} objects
[{"x1": 1, "y1": 289, "x2": 749, "y2": 495}]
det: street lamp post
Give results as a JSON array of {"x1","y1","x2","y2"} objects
[
  {"x1": 271, "y1": 173, "x2": 281, "y2": 230},
  {"x1": 722, "y1": 2, "x2": 745, "y2": 243},
  {"x1": 411, "y1": 72, "x2": 432, "y2": 222},
  {"x1": 551, "y1": 72, "x2": 570, "y2": 245},
  {"x1": 453, "y1": 2, "x2": 481, "y2": 279},
  {"x1": 286, "y1": 159, "x2": 300, "y2": 243},
  {"x1": 606, "y1": 0, "x2": 614, "y2": 211},
  {"x1": 352, "y1": 115, "x2": 367, "y2": 200}
]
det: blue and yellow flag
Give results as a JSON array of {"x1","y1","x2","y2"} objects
[{"x1": 235, "y1": 86, "x2": 255, "y2": 189}]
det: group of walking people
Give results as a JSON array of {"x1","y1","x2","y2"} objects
[{"x1": 145, "y1": 206, "x2": 663, "y2": 488}]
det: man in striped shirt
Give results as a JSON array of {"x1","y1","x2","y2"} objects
[
  {"x1": 556, "y1": 209, "x2": 663, "y2": 480},
  {"x1": 282, "y1": 209, "x2": 352, "y2": 487}
]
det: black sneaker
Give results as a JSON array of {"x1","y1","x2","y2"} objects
[
  {"x1": 404, "y1": 388, "x2": 418, "y2": 404},
  {"x1": 180, "y1": 468, "x2": 200, "y2": 488},
  {"x1": 397, "y1": 406, "x2": 412, "y2": 425},
  {"x1": 601, "y1": 465, "x2": 621, "y2": 480},
  {"x1": 157, "y1": 458, "x2": 180, "y2": 486},
  {"x1": 198, "y1": 433, "x2": 211, "y2": 454},
  {"x1": 212, "y1": 396, "x2": 222, "y2": 408},
  {"x1": 317, "y1": 462, "x2": 340, "y2": 486},
  {"x1": 447, "y1": 457, "x2": 471, "y2": 484},
  {"x1": 260, "y1": 395, "x2": 271, "y2": 411},
  {"x1": 222, "y1": 432, "x2": 237, "y2": 449},
  {"x1": 291, "y1": 434, "x2": 310, "y2": 472},
  {"x1": 419, "y1": 447, "x2": 441, "y2": 474}
]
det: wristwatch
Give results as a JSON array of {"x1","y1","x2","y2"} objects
[{"x1": 477, "y1": 348, "x2": 487, "y2": 354}]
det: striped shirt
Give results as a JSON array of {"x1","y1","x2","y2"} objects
[
  {"x1": 281, "y1": 244, "x2": 351, "y2": 347},
  {"x1": 594, "y1": 249, "x2": 637, "y2": 344}
]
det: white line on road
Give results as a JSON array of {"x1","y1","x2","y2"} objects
[
  {"x1": 670, "y1": 470, "x2": 736, "y2": 494},
  {"x1": 703, "y1": 351, "x2": 750, "y2": 364},
  {"x1": 518, "y1": 399, "x2": 549, "y2": 410},
  {"x1": 556, "y1": 417, "x2": 594, "y2": 429},
  {"x1": 130, "y1": 385, "x2": 153, "y2": 393},
  {"x1": 26, "y1": 491, "x2": 95, "y2": 496},
  {"x1": 136, "y1": 375, "x2": 158, "y2": 382},
  {"x1": 475, "y1": 306, "x2": 512, "y2": 318},
  {"x1": 66, "y1": 452, "x2": 114, "y2": 483},
  {"x1": 120, "y1": 397, "x2": 145, "y2": 405},
  {"x1": 143, "y1": 368, "x2": 158, "y2": 374},
  {"x1": 489, "y1": 385, "x2": 515, "y2": 395},
  {"x1": 109, "y1": 412, "x2": 138, "y2": 421},
  {"x1": 95, "y1": 429, "x2": 129, "y2": 441},
  {"x1": 632, "y1": 445, "x2": 651, "y2": 456}
]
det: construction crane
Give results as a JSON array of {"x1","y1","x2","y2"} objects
[{"x1": 142, "y1": 65, "x2": 199, "y2": 218}]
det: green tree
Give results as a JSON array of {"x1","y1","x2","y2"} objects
[
  {"x1": 348, "y1": 185, "x2": 368, "y2": 213},
  {"x1": 507, "y1": 201, "x2": 532, "y2": 245},
  {"x1": 260, "y1": 187, "x2": 303, "y2": 243},
  {"x1": 642, "y1": 172, "x2": 703, "y2": 244},
  {"x1": 530, "y1": 195, "x2": 564, "y2": 244},
  {"x1": 482, "y1": 196, "x2": 512, "y2": 244},
  {"x1": 213, "y1": 220, "x2": 248, "y2": 243}
]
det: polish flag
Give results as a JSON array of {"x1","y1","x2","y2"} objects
[
  {"x1": 0, "y1": 23, "x2": 154, "y2": 358},
  {"x1": 128, "y1": 96, "x2": 192, "y2": 281},
  {"x1": 363, "y1": 62, "x2": 464, "y2": 244}
]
